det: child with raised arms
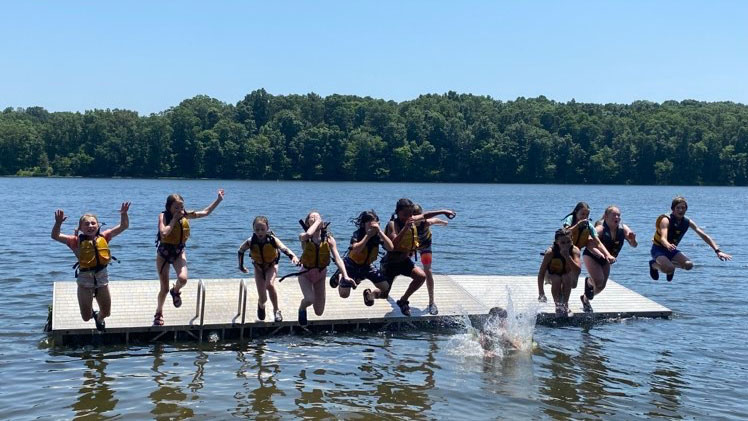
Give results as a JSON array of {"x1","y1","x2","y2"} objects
[
  {"x1": 51, "y1": 202, "x2": 131, "y2": 331},
  {"x1": 238, "y1": 216, "x2": 299, "y2": 322},
  {"x1": 153, "y1": 189, "x2": 223, "y2": 326}
]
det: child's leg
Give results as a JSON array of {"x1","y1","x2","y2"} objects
[
  {"x1": 94, "y1": 285, "x2": 112, "y2": 319},
  {"x1": 312, "y1": 280, "x2": 326, "y2": 316},
  {"x1": 298, "y1": 275, "x2": 315, "y2": 310},
  {"x1": 77, "y1": 285, "x2": 95, "y2": 321},
  {"x1": 265, "y1": 265, "x2": 280, "y2": 311},
  {"x1": 550, "y1": 275, "x2": 562, "y2": 305},
  {"x1": 583, "y1": 255, "x2": 606, "y2": 298},
  {"x1": 421, "y1": 251, "x2": 434, "y2": 304},
  {"x1": 254, "y1": 266, "x2": 269, "y2": 308},
  {"x1": 172, "y1": 254, "x2": 188, "y2": 292},
  {"x1": 672, "y1": 253, "x2": 693, "y2": 270},
  {"x1": 655, "y1": 255, "x2": 675, "y2": 275},
  {"x1": 599, "y1": 264, "x2": 611, "y2": 293},
  {"x1": 156, "y1": 255, "x2": 170, "y2": 314},
  {"x1": 400, "y1": 266, "x2": 427, "y2": 302}
]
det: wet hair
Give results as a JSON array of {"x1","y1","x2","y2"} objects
[
  {"x1": 253, "y1": 215, "x2": 269, "y2": 229},
  {"x1": 563, "y1": 202, "x2": 590, "y2": 226},
  {"x1": 164, "y1": 193, "x2": 185, "y2": 225},
  {"x1": 391, "y1": 198, "x2": 414, "y2": 221},
  {"x1": 488, "y1": 307, "x2": 508, "y2": 319},
  {"x1": 671, "y1": 196, "x2": 688, "y2": 211}
]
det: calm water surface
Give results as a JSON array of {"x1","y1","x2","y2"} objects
[{"x1": 1, "y1": 178, "x2": 746, "y2": 420}]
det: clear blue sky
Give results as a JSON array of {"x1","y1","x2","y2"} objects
[{"x1": 1, "y1": 1, "x2": 746, "y2": 114}]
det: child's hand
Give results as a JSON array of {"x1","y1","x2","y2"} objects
[
  {"x1": 291, "y1": 256, "x2": 300, "y2": 266},
  {"x1": 538, "y1": 293, "x2": 547, "y2": 303},
  {"x1": 239, "y1": 265, "x2": 249, "y2": 274},
  {"x1": 174, "y1": 209, "x2": 186, "y2": 221},
  {"x1": 54, "y1": 209, "x2": 67, "y2": 225},
  {"x1": 445, "y1": 210, "x2": 457, "y2": 219},
  {"x1": 120, "y1": 202, "x2": 131, "y2": 214},
  {"x1": 626, "y1": 231, "x2": 636, "y2": 241},
  {"x1": 366, "y1": 227, "x2": 378, "y2": 237},
  {"x1": 216, "y1": 189, "x2": 225, "y2": 200}
]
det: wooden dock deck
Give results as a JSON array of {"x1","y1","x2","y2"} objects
[{"x1": 48, "y1": 275, "x2": 671, "y2": 345}]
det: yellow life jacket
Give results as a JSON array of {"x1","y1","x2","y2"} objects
[
  {"x1": 653, "y1": 214, "x2": 690, "y2": 247},
  {"x1": 571, "y1": 222, "x2": 592, "y2": 249},
  {"x1": 78, "y1": 235, "x2": 111, "y2": 271},
  {"x1": 161, "y1": 216, "x2": 190, "y2": 245},
  {"x1": 416, "y1": 222, "x2": 432, "y2": 250},
  {"x1": 301, "y1": 238, "x2": 331, "y2": 269},
  {"x1": 393, "y1": 220, "x2": 419, "y2": 253},
  {"x1": 249, "y1": 234, "x2": 279, "y2": 265},
  {"x1": 547, "y1": 246, "x2": 570, "y2": 275},
  {"x1": 349, "y1": 238, "x2": 379, "y2": 266}
]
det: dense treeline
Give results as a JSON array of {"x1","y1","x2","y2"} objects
[{"x1": 1, "y1": 90, "x2": 747, "y2": 184}]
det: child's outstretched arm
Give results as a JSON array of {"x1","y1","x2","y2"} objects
[
  {"x1": 690, "y1": 219, "x2": 732, "y2": 261},
  {"x1": 623, "y1": 224, "x2": 638, "y2": 247},
  {"x1": 51, "y1": 209, "x2": 75, "y2": 244},
  {"x1": 421, "y1": 209, "x2": 456, "y2": 220},
  {"x1": 425, "y1": 217, "x2": 448, "y2": 227},
  {"x1": 193, "y1": 189, "x2": 224, "y2": 218},
  {"x1": 537, "y1": 250, "x2": 552, "y2": 302},
  {"x1": 106, "y1": 202, "x2": 131, "y2": 239},
  {"x1": 274, "y1": 237, "x2": 300, "y2": 266}
]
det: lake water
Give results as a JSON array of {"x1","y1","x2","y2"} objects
[{"x1": 1, "y1": 178, "x2": 746, "y2": 420}]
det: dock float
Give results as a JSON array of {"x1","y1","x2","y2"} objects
[{"x1": 48, "y1": 275, "x2": 671, "y2": 345}]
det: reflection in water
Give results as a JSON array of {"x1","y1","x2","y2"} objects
[
  {"x1": 576, "y1": 330, "x2": 612, "y2": 419},
  {"x1": 647, "y1": 350, "x2": 684, "y2": 419},
  {"x1": 72, "y1": 354, "x2": 117, "y2": 418},
  {"x1": 149, "y1": 345, "x2": 194, "y2": 420},
  {"x1": 232, "y1": 342, "x2": 282, "y2": 418}
]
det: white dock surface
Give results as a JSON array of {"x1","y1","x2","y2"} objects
[{"x1": 51, "y1": 275, "x2": 670, "y2": 339}]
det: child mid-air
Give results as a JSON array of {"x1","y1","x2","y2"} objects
[
  {"x1": 51, "y1": 202, "x2": 131, "y2": 332},
  {"x1": 238, "y1": 216, "x2": 299, "y2": 322},
  {"x1": 296, "y1": 211, "x2": 351, "y2": 326},
  {"x1": 153, "y1": 189, "x2": 223, "y2": 326}
]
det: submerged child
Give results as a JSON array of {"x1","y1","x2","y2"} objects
[
  {"x1": 51, "y1": 202, "x2": 131, "y2": 331},
  {"x1": 297, "y1": 211, "x2": 351, "y2": 325},
  {"x1": 153, "y1": 189, "x2": 223, "y2": 326},
  {"x1": 238, "y1": 215, "x2": 299, "y2": 322}
]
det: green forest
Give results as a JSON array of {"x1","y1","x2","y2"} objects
[{"x1": 2, "y1": 89, "x2": 747, "y2": 185}]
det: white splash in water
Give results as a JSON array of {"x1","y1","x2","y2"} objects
[{"x1": 448, "y1": 287, "x2": 538, "y2": 358}]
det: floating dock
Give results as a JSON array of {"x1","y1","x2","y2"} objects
[{"x1": 48, "y1": 275, "x2": 671, "y2": 345}]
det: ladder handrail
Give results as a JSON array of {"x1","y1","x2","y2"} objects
[
  {"x1": 239, "y1": 279, "x2": 248, "y2": 325},
  {"x1": 196, "y1": 279, "x2": 206, "y2": 326}
]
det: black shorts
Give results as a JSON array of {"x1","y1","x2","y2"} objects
[
  {"x1": 380, "y1": 255, "x2": 415, "y2": 283},
  {"x1": 157, "y1": 243, "x2": 184, "y2": 264},
  {"x1": 344, "y1": 257, "x2": 387, "y2": 285},
  {"x1": 583, "y1": 248, "x2": 609, "y2": 267}
]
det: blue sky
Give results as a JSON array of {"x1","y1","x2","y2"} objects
[{"x1": 1, "y1": 1, "x2": 746, "y2": 114}]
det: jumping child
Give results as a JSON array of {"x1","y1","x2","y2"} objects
[
  {"x1": 51, "y1": 202, "x2": 131, "y2": 331},
  {"x1": 561, "y1": 202, "x2": 615, "y2": 309},
  {"x1": 333, "y1": 210, "x2": 394, "y2": 307},
  {"x1": 580, "y1": 206, "x2": 638, "y2": 312},
  {"x1": 153, "y1": 189, "x2": 223, "y2": 326},
  {"x1": 538, "y1": 228, "x2": 581, "y2": 316},
  {"x1": 649, "y1": 196, "x2": 731, "y2": 281},
  {"x1": 238, "y1": 216, "x2": 299, "y2": 322},
  {"x1": 297, "y1": 211, "x2": 351, "y2": 326}
]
